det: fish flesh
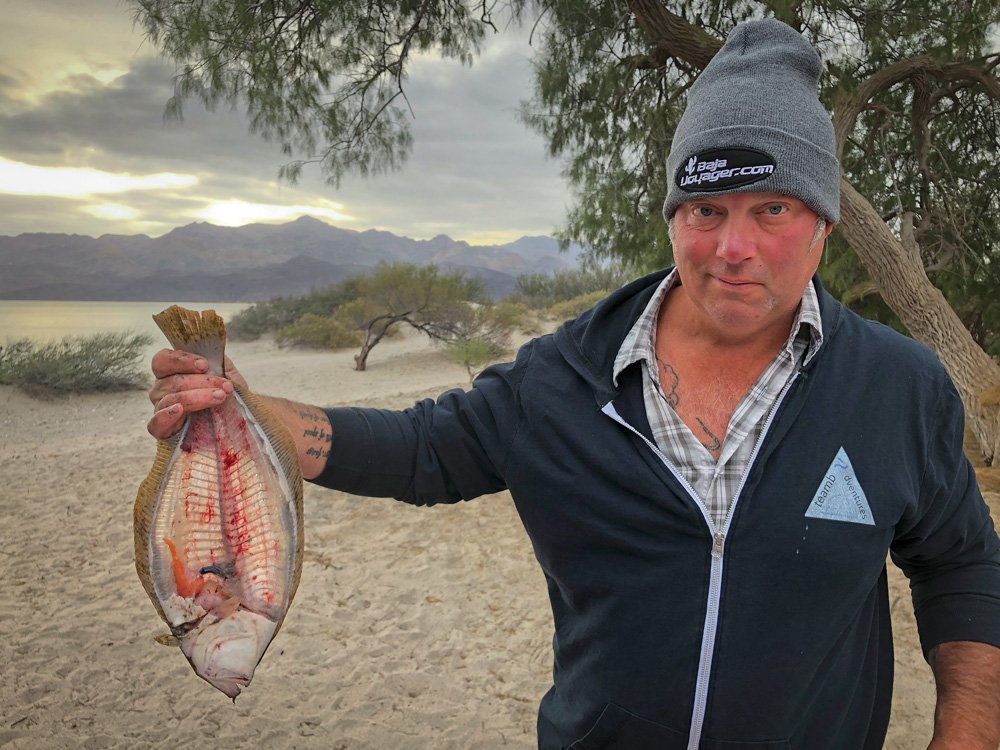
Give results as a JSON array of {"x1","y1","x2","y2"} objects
[{"x1": 134, "y1": 306, "x2": 304, "y2": 699}]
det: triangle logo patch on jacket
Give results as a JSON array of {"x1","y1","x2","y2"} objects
[{"x1": 804, "y1": 447, "x2": 875, "y2": 526}]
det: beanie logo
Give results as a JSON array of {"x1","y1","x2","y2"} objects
[{"x1": 676, "y1": 148, "x2": 776, "y2": 192}]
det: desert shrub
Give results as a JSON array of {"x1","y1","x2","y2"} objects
[
  {"x1": 443, "y1": 301, "x2": 525, "y2": 380},
  {"x1": 546, "y1": 290, "x2": 610, "y2": 320},
  {"x1": 0, "y1": 332, "x2": 153, "y2": 397},
  {"x1": 446, "y1": 336, "x2": 508, "y2": 381},
  {"x1": 511, "y1": 265, "x2": 629, "y2": 310},
  {"x1": 273, "y1": 313, "x2": 361, "y2": 350},
  {"x1": 228, "y1": 285, "x2": 356, "y2": 340},
  {"x1": 490, "y1": 301, "x2": 531, "y2": 331}
]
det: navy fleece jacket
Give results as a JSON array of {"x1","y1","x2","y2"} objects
[{"x1": 314, "y1": 271, "x2": 1000, "y2": 749}]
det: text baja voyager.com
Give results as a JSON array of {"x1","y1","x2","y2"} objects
[{"x1": 679, "y1": 156, "x2": 775, "y2": 187}]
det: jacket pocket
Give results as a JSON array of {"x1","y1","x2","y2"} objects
[
  {"x1": 700, "y1": 737, "x2": 791, "y2": 749},
  {"x1": 566, "y1": 702, "x2": 687, "y2": 749}
]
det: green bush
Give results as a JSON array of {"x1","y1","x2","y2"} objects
[
  {"x1": 445, "y1": 336, "x2": 508, "y2": 381},
  {"x1": 0, "y1": 332, "x2": 153, "y2": 397},
  {"x1": 228, "y1": 285, "x2": 356, "y2": 340},
  {"x1": 511, "y1": 266, "x2": 629, "y2": 310},
  {"x1": 546, "y1": 290, "x2": 610, "y2": 320},
  {"x1": 490, "y1": 301, "x2": 531, "y2": 331},
  {"x1": 273, "y1": 313, "x2": 361, "y2": 350}
]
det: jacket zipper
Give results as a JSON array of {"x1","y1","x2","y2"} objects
[{"x1": 601, "y1": 370, "x2": 799, "y2": 749}]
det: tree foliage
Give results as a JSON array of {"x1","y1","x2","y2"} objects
[{"x1": 131, "y1": 0, "x2": 526, "y2": 183}]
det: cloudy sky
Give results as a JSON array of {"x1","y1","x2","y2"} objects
[{"x1": 0, "y1": 1, "x2": 571, "y2": 245}]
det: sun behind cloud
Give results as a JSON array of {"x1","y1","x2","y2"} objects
[{"x1": 193, "y1": 199, "x2": 354, "y2": 227}]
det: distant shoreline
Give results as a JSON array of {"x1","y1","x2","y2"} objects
[{"x1": 0, "y1": 299, "x2": 250, "y2": 344}]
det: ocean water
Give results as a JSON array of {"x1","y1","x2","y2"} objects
[{"x1": 0, "y1": 300, "x2": 250, "y2": 345}]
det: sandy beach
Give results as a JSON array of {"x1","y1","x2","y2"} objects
[{"x1": 1, "y1": 329, "x2": 995, "y2": 749}]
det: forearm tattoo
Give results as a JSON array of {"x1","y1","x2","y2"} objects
[{"x1": 298, "y1": 408, "x2": 331, "y2": 461}]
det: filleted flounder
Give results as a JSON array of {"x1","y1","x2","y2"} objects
[{"x1": 134, "y1": 305, "x2": 304, "y2": 699}]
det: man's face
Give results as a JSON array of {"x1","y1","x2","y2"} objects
[{"x1": 669, "y1": 192, "x2": 832, "y2": 342}]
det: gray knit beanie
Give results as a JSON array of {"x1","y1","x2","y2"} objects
[{"x1": 662, "y1": 19, "x2": 840, "y2": 223}]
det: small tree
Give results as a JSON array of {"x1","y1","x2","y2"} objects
[
  {"x1": 335, "y1": 263, "x2": 488, "y2": 370},
  {"x1": 445, "y1": 301, "x2": 527, "y2": 380}
]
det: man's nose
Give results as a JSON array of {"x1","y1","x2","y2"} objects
[{"x1": 715, "y1": 214, "x2": 757, "y2": 264}]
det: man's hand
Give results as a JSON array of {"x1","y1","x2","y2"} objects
[
  {"x1": 928, "y1": 640, "x2": 1000, "y2": 750},
  {"x1": 145, "y1": 348, "x2": 332, "y2": 480},
  {"x1": 147, "y1": 349, "x2": 247, "y2": 439}
]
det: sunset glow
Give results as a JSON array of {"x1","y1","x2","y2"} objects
[
  {"x1": 0, "y1": 157, "x2": 198, "y2": 198},
  {"x1": 192, "y1": 199, "x2": 354, "y2": 227}
]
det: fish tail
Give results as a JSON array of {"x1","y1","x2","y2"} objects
[{"x1": 153, "y1": 305, "x2": 227, "y2": 376}]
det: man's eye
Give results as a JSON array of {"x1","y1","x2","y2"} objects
[
  {"x1": 766, "y1": 204, "x2": 786, "y2": 215},
  {"x1": 696, "y1": 206, "x2": 715, "y2": 217}
]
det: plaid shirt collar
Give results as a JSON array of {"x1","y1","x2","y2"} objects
[{"x1": 613, "y1": 269, "x2": 824, "y2": 387}]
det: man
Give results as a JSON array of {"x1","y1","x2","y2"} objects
[{"x1": 148, "y1": 19, "x2": 1000, "y2": 750}]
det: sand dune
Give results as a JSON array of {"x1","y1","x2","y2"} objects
[{"x1": 1, "y1": 329, "x2": 984, "y2": 749}]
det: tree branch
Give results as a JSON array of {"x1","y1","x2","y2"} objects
[
  {"x1": 833, "y1": 57, "x2": 1000, "y2": 159},
  {"x1": 624, "y1": 0, "x2": 721, "y2": 70}
]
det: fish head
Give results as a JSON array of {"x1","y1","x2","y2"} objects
[{"x1": 178, "y1": 608, "x2": 277, "y2": 699}]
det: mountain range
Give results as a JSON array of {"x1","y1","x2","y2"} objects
[{"x1": 0, "y1": 216, "x2": 584, "y2": 301}]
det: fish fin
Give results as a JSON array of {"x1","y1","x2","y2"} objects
[
  {"x1": 153, "y1": 632, "x2": 180, "y2": 647},
  {"x1": 982, "y1": 384, "x2": 1000, "y2": 407},
  {"x1": 152, "y1": 305, "x2": 227, "y2": 375},
  {"x1": 134, "y1": 432, "x2": 184, "y2": 623}
]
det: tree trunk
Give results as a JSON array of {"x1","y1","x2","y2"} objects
[
  {"x1": 354, "y1": 345, "x2": 370, "y2": 371},
  {"x1": 354, "y1": 321, "x2": 392, "y2": 371},
  {"x1": 839, "y1": 180, "x2": 1000, "y2": 463}
]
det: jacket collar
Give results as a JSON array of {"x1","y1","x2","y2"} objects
[{"x1": 553, "y1": 268, "x2": 844, "y2": 406}]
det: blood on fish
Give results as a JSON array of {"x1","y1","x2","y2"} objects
[{"x1": 223, "y1": 450, "x2": 239, "y2": 469}]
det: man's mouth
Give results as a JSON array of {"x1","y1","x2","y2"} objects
[{"x1": 715, "y1": 276, "x2": 759, "y2": 286}]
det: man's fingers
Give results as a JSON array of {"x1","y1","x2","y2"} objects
[
  {"x1": 148, "y1": 373, "x2": 232, "y2": 405},
  {"x1": 148, "y1": 387, "x2": 232, "y2": 438},
  {"x1": 147, "y1": 403, "x2": 185, "y2": 439},
  {"x1": 151, "y1": 348, "x2": 210, "y2": 379},
  {"x1": 155, "y1": 386, "x2": 230, "y2": 414}
]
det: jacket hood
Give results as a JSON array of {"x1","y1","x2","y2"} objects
[{"x1": 553, "y1": 268, "x2": 844, "y2": 406}]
